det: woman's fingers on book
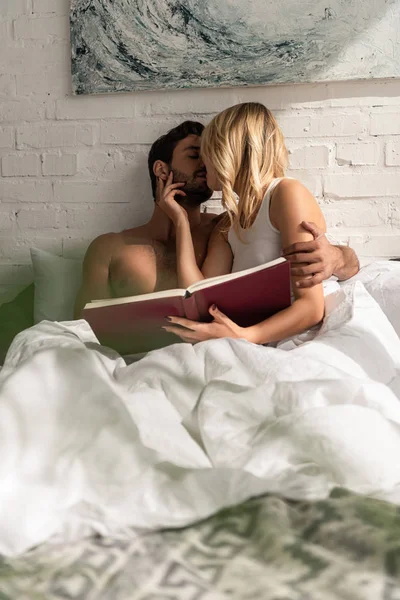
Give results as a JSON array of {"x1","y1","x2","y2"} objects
[
  {"x1": 162, "y1": 326, "x2": 196, "y2": 343},
  {"x1": 162, "y1": 325, "x2": 198, "y2": 341},
  {"x1": 164, "y1": 316, "x2": 198, "y2": 330},
  {"x1": 163, "y1": 309, "x2": 243, "y2": 343},
  {"x1": 162, "y1": 317, "x2": 210, "y2": 342},
  {"x1": 209, "y1": 304, "x2": 228, "y2": 321}
]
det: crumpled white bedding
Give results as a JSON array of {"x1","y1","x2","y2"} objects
[
  {"x1": 349, "y1": 259, "x2": 400, "y2": 336},
  {"x1": 0, "y1": 264, "x2": 400, "y2": 557}
]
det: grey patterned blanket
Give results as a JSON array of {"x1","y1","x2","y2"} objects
[{"x1": 1, "y1": 490, "x2": 400, "y2": 599}]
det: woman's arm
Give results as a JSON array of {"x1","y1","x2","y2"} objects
[
  {"x1": 175, "y1": 215, "x2": 233, "y2": 288},
  {"x1": 174, "y1": 217, "x2": 203, "y2": 287},
  {"x1": 164, "y1": 180, "x2": 326, "y2": 345},
  {"x1": 245, "y1": 179, "x2": 325, "y2": 343}
]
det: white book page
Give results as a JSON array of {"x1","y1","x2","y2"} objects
[
  {"x1": 186, "y1": 257, "x2": 286, "y2": 295},
  {"x1": 84, "y1": 288, "x2": 185, "y2": 310}
]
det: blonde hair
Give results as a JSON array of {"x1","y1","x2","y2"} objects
[{"x1": 201, "y1": 102, "x2": 288, "y2": 233}]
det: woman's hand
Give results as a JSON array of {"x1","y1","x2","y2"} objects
[
  {"x1": 163, "y1": 305, "x2": 247, "y2": 343},
  {"x1": 156, "y1": 172, "x2": 188, "y2": 225}
]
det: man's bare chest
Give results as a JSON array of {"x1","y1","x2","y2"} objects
[{"x1": 110, "y1": 232, "x2": 210, "y2": 297}]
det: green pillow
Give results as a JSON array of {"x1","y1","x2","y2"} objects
[
  {"x1": 30, "y1": 248, "x2": 82, "y2": 323},
  {"x1": 0, "y1": 284, "x2": 34, "y2": 363}
]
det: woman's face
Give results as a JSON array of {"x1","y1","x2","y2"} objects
[{"x1": 202, "y1": 154, "x2": 222, "y2": 192}]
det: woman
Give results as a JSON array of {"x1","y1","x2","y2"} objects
[{"x1": 157, "y1": 102, "x2": 326, "y2": 345}]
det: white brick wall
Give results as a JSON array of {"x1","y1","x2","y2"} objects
[
  {"x1": 0, "y1": 75, "x2": 16, "y2": 96},
  {"x1": 386, "y1": 142, "x2": 400, "y2": 166},
  {"x1": 336, "y1": 142, "x2": 379, "y2": 166},
  {"x1": 288, "y1": 145, "x2": 332, "y2": 170},
  {"x1": 13, "y1": 15, "x2": 69, "y2": 41},
  {"x1": 2, "y1": 153, "x2": 40, "y2": 177},
  {"x1": 32, "y1": 0, "x2": 68, "y2": 14},
  {"x1": 17, "y1": 124, "x2": 95, "y2": 148},
  {"x1": 0, "y1": 127, "x2": 14, "y2": 149},
  {"x1": 0, "y1": 0, "x2": 400, "y2": 302},
  {"x1": 41, "y1": 151, "x2": 77, "y2": 176},
  {"x1": 0, "y1": 0, "x2": 30, "y2": 18}
]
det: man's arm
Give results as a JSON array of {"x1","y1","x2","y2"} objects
[
  {"x1": 282, "y1": 221, "x2": 360, "y2": 288},
  {"x1": 329, "y1": 244, "x2": 360, "y2": 281},
  {"x1": 74, "y1": 234, "x2": 115, "y2": 319}
]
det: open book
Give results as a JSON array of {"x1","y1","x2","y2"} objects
[{"x1": 82, "y1": 257, "x2": 291, "y2": 354}]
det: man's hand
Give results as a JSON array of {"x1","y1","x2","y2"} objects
[
  {"x1": 156, "y1": 172, "x2": 188, "y2": 225},
  {"x1": 282, "y1": 221, "x2": 342, "y2": 288}
]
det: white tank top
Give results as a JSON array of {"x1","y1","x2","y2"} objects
[
  {"x1": 228, "y1": 178, "x2": 285, "y2": 273},
  {"x1": 228, "y1": 177, "x2": 340, "y2": 297}
]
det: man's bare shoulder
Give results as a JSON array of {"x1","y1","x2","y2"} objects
[
  {"x1": 120, "y1": 228, "x2": 165, "y2": 259},
  {"x1": 83, "y1": 232, "x2": 124, "y2": 265},
  {"x1": 86, "y1": 226, "x2": 152, "y2": 256},
  {"x1": 88, "y1": 231, "x2": 123, "y2": 250}
]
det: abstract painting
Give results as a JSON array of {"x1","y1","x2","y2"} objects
[{"x1": 70, "y1": 0, "x2": 400, "y2": 95}]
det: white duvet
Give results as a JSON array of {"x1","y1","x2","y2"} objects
[{"x1": 0, "y1": 262, "x2": 400, "y2": 557}]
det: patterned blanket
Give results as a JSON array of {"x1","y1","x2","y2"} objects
[{"x1": 1, "y1": 490, "x2": 400, "y2": 599}]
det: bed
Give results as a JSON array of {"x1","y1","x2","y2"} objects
[{"x1": 0, "y1": 260, "x2": 400, "y2": 598}]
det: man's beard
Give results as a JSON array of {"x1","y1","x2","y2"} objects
[{"x1": 170, "y1": 167, "x2": 213, "y2": 208}]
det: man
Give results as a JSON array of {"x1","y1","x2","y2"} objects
[
  {"x1": 74, "y1": 120, "x2": 359, "y2": 319},
  {"x1": 74, "y1": 121, "x2": 216, "y2": 317}
]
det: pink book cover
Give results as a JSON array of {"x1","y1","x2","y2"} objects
[{"x1": 191, "y1": 259, "x2": 291, "y2": 327}]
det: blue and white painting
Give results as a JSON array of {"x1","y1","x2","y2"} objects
[{"x1": 70, "y1": 0, "x2": 400, "y2": 95}]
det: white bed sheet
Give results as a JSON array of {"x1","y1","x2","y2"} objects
[{"x1": 0, "y1": 265, "x2": 399, "y2": 557}]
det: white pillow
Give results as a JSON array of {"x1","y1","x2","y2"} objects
[{"x1": 30, "y1": 248, "x2": 83, "y2": 324}]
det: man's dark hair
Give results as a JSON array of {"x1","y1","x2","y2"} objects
[{"x1": 148, "y1": 120, "x2": 205, "y2": 199}]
